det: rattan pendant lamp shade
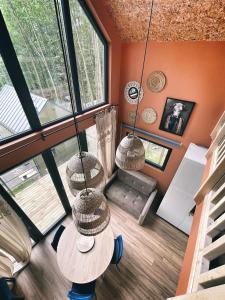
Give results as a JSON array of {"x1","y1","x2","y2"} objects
[
  {"x1": 115, "y1": 0, "x2": 154, "y2": 171},
  {"x1": 115, "y1": 133, "x2": 145, "y2": 170},
  {"x1": 65, "y1": 70, "x2": 110, "y2": 246},
  {"x1": 66, "y1": 152, "x2": 104, "y2": 195},
  {"x1": 72, "y1": 188, "x2": 110, "y2": 236}
]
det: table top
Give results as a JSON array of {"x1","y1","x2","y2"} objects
[{"x1": 57, "y1": 222, "x2": 114, "y2": 284}]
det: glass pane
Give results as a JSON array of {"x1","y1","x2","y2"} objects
[
  {"x1": 141, "y1": 139, "x2": 170, "y2": 168},
  {"x1": 52, "y1": 137, "x2": 79, "y2": 206},
  {"x1": 0, "y1": 55, "x2": 31, "y2": 140},
  {"x1": 69, "y1": 0, "x2": 105, "y2": 109},
  {"x1": 0, "y1": 155, "x2": 65, "y2": 233},
  {"x1": 1, "y1": 1, "x2": 73, "y2": 125},
  {"x1": 86, "y1": 125, "x2": 98, "y2": 157}
]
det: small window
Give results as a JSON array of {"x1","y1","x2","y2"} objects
[
  {"x1": 125, "y1": 132, "x2": 172, "y2": 170},
  {"x1": 140, "y1": 137, "x2": 172, "y2": 170}
]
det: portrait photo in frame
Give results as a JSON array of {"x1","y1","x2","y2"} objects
[{"x1": 159, "y1": 98, "x2": 195, "y2": 136}]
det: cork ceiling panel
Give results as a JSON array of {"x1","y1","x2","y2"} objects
[{"x1": 103, "y1": 0, "x2": 225, "y2": 42}]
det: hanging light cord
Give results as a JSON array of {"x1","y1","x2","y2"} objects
[
  {"x1": 70, "y1": 96, "x2": 88, "y2": 194},
  {"x1": 133, "y1": 0, "x2": 154, "y2": 135}
]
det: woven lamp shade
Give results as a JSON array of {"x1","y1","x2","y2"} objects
[
  {"x1": 66, "y1": 152, "x2": 104, "y2": 195},
  {"x1": 115, "y1": 134, "x2": 145, "y2": 171},
  {"x1": 72, "y1": 188, "x2": 110, "y2": 236}
]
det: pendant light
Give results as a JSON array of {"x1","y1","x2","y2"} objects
[
  {"x1": 66, "y1": 88, "x2": 110, "y2": 253},
  {"x1": 66, "y1": 152, "x2": 104, "y2": 195},
  {"x1": 115, "y1": 0, "x2": 154, "y2": 171},
  {"x1": 72, "y1": 188, "x2": 110, "y2": 237}
]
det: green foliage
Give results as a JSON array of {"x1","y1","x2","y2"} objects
[
  {"x1": 12, "y1": 178, "x2": 35, "y2": 195},
  {"x1": 0, "y1": 0, "x2": 104, "y2": 106}
]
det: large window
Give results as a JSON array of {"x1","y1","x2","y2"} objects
[
  {"x1": 51, "y1": 136, "x2": 79, "y2": 206},
  {"x1": 0, "y1": 54, "x2": 31, "y2": 140},
  {"x1": 0, "y1": 0, "x2": 108, "y2": 142},
  {"x1": 1, "y1": 1, "x2": 73, "y2": 125},
  {"x1": 0, "y1": 0, "x2": 108, "y2": 243},
  {"x1": 0, "y1": 155, "x2": 66, "y2": 234},
  {"x1": 141, "y1": 137, "x2": 172, "y2": 170},
  {"x1": 70, "y1": 0, "x2": 105, "y2": 109}
]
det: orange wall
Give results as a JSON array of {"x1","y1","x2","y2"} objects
[{"x1": 119, "y1": 41, "x2": 225, "y2": 194}]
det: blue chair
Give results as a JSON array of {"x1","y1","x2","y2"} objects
[
  {"x1": 0, "y1": 277, "x2": 24, "y2": 300},
  {"x1": 111, "y1": 235, "x2": 123, "y2": 266},
  {"x1": 51, "y1": 225, "x2": 65, "y2": 252},
  {"x1": 67, "y1": 281, "x2": 96, "y2": 300}
]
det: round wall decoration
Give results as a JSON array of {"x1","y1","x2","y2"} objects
[
  {"x1": 128, "y1": 110, "x2": 140, "y2": 124},
  {"x1": 124, "y1": 81, "x2": 144, "y2": 104},
  {"x1": 147, "y1": 71, "x2": 166, "y2": 93},
  {"x1": 141, "y1": 108, "x2": 157, "y2": 124}
]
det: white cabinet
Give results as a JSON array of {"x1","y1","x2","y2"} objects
[{"x1": 156, "y1": 143, "x2": 207, "y2": 235}]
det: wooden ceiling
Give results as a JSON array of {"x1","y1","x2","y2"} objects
[{"x1": 103, "y1": 0, "x2": 225, "y2": 42}]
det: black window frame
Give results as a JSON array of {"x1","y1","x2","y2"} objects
[
  {"x1": 0, "y1": 0, "x2": 108, "y2": 146},
  {"x1": 0, "y1": 0, "x2": 108, "y2": 245},
  {"x1": 140, "y1": 136, "x2": 172, "y2": 171},
  {"x1": 0, "y1": 126, "x2": 93, "y2": 244}
]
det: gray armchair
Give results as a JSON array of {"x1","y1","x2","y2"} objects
[{"x1": 104, "y1": 169, "x2": 157, "y2": 225}]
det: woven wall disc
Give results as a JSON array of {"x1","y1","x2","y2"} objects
[
  {"x1": 147, "y1": 71, "x2": 166, "y2": 93},
  {"x1": 128, "y1": 110, "x2": 140, "y2": 124},
  {"x1": 124, "y1": 81, "x2": 144, "y2": 104},
  {"x1": 141, "y1": 108, "x2": 157, "y2": 124}
]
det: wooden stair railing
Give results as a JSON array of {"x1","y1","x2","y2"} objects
[
  {"x1": 169, "y1": 111, "x2": 225, "y2": 299},
  {"x1": 168, "y1": 284, "x2": 225, "y2": 300}
]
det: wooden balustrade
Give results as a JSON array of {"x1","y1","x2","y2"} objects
[{"x1": 169, "y1": 111, "x2": 225, "y2": 299}]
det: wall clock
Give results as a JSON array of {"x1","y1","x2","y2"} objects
[
  {"x1": 124, "y1": 81, "x2": 144, "y2": 104},
  {"x1": 147, "y1": 71, "x2": 166, "y2": 93},
  {"x1": 141, "y1": 108, "x2": 157, "y2": 124}
]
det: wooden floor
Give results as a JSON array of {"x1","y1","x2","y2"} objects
[
  {"x1": 15, "y1": 202, "x2": 187, "y2": 300},
  {"x1": 15, "y1": 163, "x2": 74, "y2": 233}
]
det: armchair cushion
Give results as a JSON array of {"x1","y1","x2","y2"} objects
[
  {"x1": 105, "y1": 170, "x2": 157, "y2": 225},
  {"x1": 106, "y1": 180, "x2": 148, "y2": 218},
  {"x1": 117, "y1": 169, "x2": 156, "y2": 196}
]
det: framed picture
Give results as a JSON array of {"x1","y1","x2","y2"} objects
[{"x1": 159, "y1": 98, "x2": 195, "y2": 136}]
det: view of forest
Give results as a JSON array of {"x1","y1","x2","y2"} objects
[
  {"x1": 0, "y1": 1, "x2": 104, "y2": 193},
  {"x1": 0, "y1": 0, "x2": 105, "y2": 127}
]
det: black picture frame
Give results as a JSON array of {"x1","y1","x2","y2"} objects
[{"x1": 159, "y1": 97, "x2": 195, "y2": 136}]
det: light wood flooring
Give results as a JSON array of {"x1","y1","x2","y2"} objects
[
  {"x1": 14, "y1": 202, "x2": 187, "y2": 300},
  {"x1": 14, "y1": 163, "x2": 74, "y2": 233}
]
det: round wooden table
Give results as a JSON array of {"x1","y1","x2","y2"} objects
[{"x1": 57, "y1": 222, "x2": 114, "y2": 284}]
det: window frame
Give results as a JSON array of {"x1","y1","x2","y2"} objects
[
  {"x1": 77, "y1": 0, "x2": 109, "y2": 106},
  {"x1": 0, "y1": 0, "x2": 108, "y2": 146},
  {"x1": 140, "y1": 136, "x2": 172, "y2": 171},
  {"x1": 125, "y1": 131, "x2": 172, "y2": 171},
  {"x1": 0, "y1": 0, "x2": 108, "y2": 246},
  {"x1": 0, "y1": 126, "x2": 90, "y2": 243}
]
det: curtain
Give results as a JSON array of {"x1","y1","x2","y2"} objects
[
  {"x1": 0, "y1": 253, "x2": 13, "y2": 278},
  {"x1": 95, "y1": 107, "x2": 117, "y2": 178},
  {"x1": 0, "y1": 195, "x2": 32, "y2": 277}
]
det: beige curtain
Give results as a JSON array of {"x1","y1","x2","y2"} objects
[
  {"x1": 0, "y1": 195, "x2": 32, "y2": 276},
  {"x1": 95, "y1": 107, "x2": 117, "y2": 178},
  {"x1": 0, "y1": 253, "x2": 13, "y2": 278}
]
